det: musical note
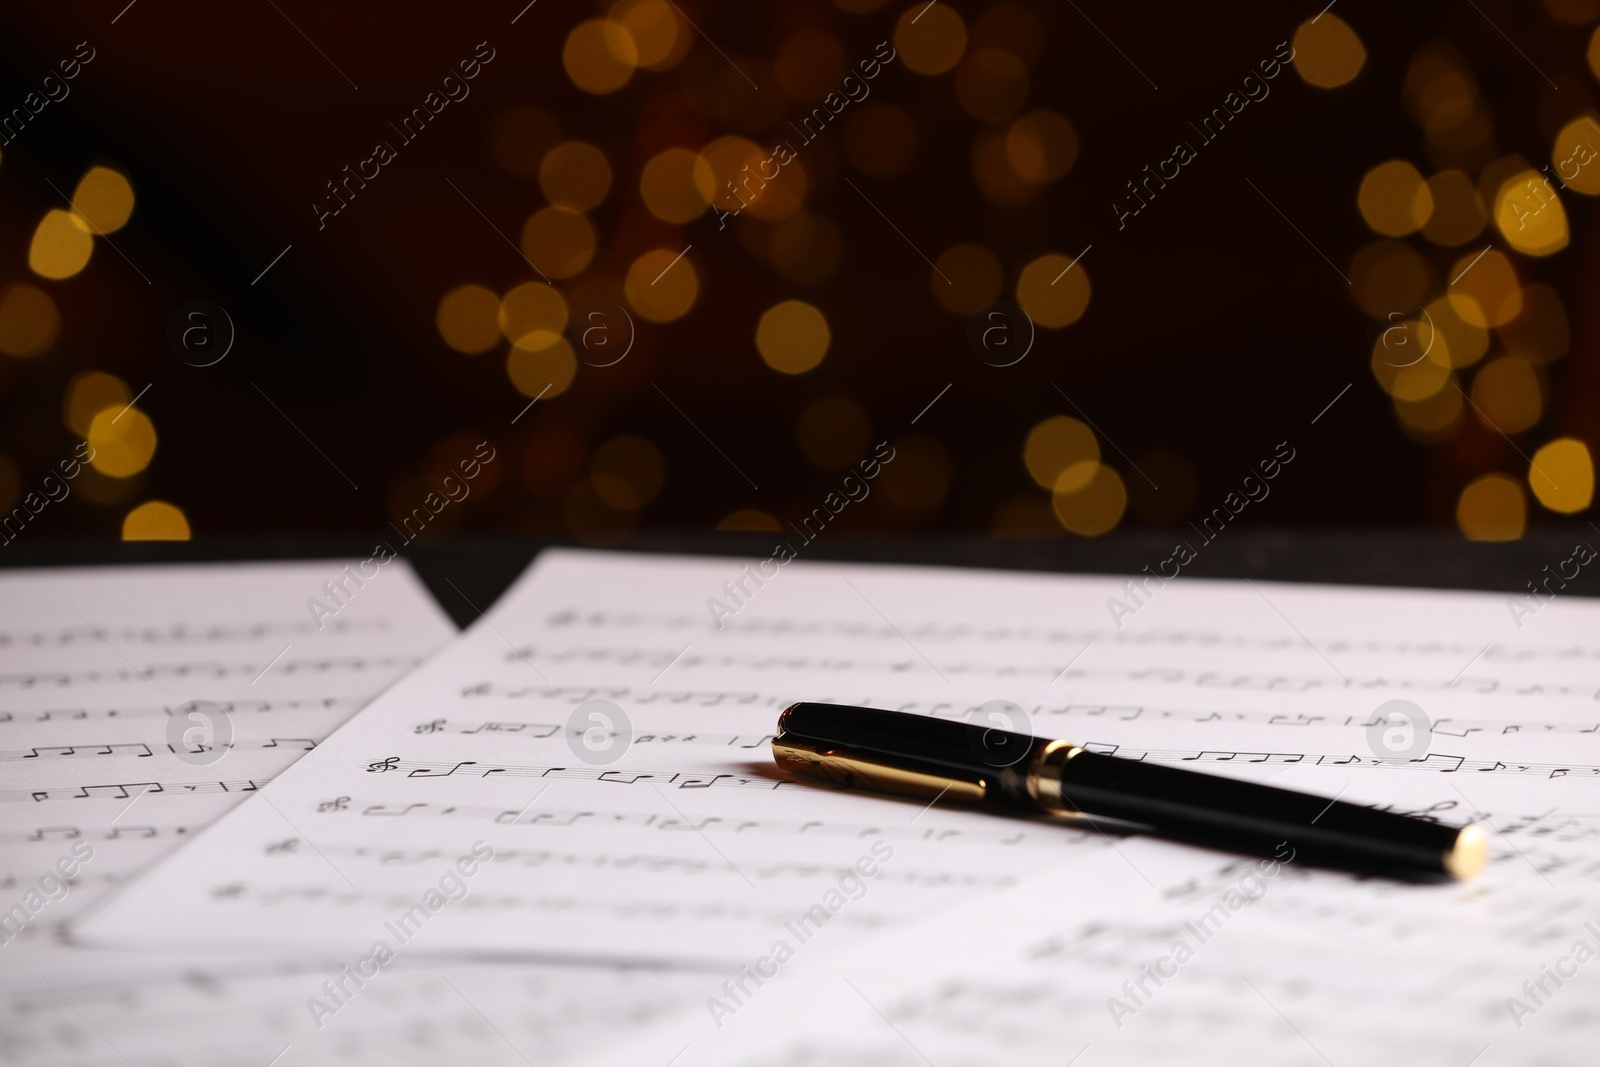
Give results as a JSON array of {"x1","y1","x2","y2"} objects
[{"x1": 366, "y1": 756, "x2": 400, "y2": 773}]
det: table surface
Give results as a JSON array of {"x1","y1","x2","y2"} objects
[{"x1": 3, "y1": 528, "x2": 1595, "y2": 629}]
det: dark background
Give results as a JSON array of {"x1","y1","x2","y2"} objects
[{"x1": 0, "y1": 0, "x2": 1596, "y2": 547}]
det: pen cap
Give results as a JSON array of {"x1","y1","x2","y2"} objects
[{"x1": 773, "y1": 701, "x2": 1049, "y2": 806}]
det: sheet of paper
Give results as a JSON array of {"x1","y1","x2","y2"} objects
[
  {"x1": 0, "y1": 560, "x2": 452, "y2": 981},
  {"x1": 590, "y1": 812, "x2": 1600, "y2": 1065},
  {"x1": 74, "y1": 550, "x2": 1153, "y2": 965},
  {"x1": 76, "y1": 539, "x2": 1600, "y2": 1041},
  {"x1": 0, "y1": 560, "x2": 720, "y2": 1067}
]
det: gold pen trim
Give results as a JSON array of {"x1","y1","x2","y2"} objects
[
  {"x1": 771, "y1": 734, "x2": 988, "y2": 803},
  {"x1": 1443, "y1": 823, "x2": 1488, "y2": 880},
  {"x1": 1026, "y1": 737, "x2": 1085, "y2": 815}
]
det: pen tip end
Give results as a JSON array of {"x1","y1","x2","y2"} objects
[{"x1": 1443, "y1": 823, "x2": 1489, "y2": 880}]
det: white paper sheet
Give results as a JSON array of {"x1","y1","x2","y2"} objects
[
  {"x1": 0, "y1": 561, "x2": 451, "y2": 979},
  {"x1": 75, "y1": 537, "x2": 1600, "y2": 1067},
  {"x1": 0, "y1": 562, "x2": 707, "y2": 1067}
]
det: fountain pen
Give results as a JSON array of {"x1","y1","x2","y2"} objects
[{"x1": 772, "y1": 702, "x2": 1487, "y2": 880}]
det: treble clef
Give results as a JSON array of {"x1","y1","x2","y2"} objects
[
  {"x1": 414, "y1": 719, "x2": 446, "y2": 734},
  {"x1": 366, "y1": 756, "x2": 400, "y2": 773}
]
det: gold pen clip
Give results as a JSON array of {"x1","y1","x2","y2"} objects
[{"x1": 772, "y1": 734, "x2": 990, "y2": 803}]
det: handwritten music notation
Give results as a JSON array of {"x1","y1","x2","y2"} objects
[
  {"x1": 0, "y1": 617, "x2": 388, "y2": 650},
  {"x1": 541, "y1": 607, "x2": 1600, "y2": 664},
  {"x1": 495, "y1": 645, "x2": 1599, "y2": 697},
  {"x1": 0, "y1": 654, "x2": 424, "y2": 690},
  {"x1": 3, "y1": 778, "x2": 272, "y2": 803},
  {"x1": 411, "y1": 717, "x2": 774, "y2": 748},
  {"x1": 313, "y1": 796, "x2": 1075, "y2": 847},
  {"x1": 1080, "y1": 741, "x2": 1600, "y2": 778},
  {"x1": 0, "y1": 697, "x2": 358, "y2": 726},
  {"x1": 1, "y1": 738, "x2": 317, "y2": 762},
  {"x1": 362, "y1": 755, "x2": 786, "y2": 789}
]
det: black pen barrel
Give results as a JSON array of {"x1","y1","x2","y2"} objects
[
  {"x1": 772, "y1": 703, "x2": 1486, "y2": 880},
  {"x1": 1044, "y1": 750, "x2": 1481, "y2": 879}
]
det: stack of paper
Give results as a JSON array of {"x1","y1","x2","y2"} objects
[{"x1": 8, "y1": 549, "x2": 1598, "y2": 1062}]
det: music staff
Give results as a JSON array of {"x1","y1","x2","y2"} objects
[
  {"x1": 538, "y1": 607, "x2": 1600, "y2": 664},
  {"x1": 0, "y1": 655, "x2": 423, "y2": 689},
  {"x1": 0, "y1": 617, "x2": 386, "y2": 649},
  {"x1": 1080, "y1": 741, "x2": 1600, "y2": 778},
  {"x1": 486, "y1": 645, "x2": 1598, "y2": 698},
  {"x1": 0, "y1": 698, "x2": 357, "y2": 726},
  {"x1": 359, "y1": 755, "x2": 788, "y2": 789},
  {"x1": 3, "y1": 779, "x2": 273, "y2": 803},
  {"x1": 1, "y1": 738, "x2": 316, "y2": 761}
]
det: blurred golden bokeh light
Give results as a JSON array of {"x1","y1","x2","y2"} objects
[
  {"x1": 121, "y1": 501, "x2": 190, "y2": 541},
  {"x1": 1358, "y1": 160, "x2": 1433, "y2": 236},
  {"x1": 437, "y1": 284, "x2": 503, "y2": 354},
  {"x1": 1292, "y1": 14, "x2": 1366, "y2": 89},
  {"x1": 71, "y1": 166, "x2": 134, "y2": 234},
  {"x1": 64, "y1": 371, "x2": 130, "y2": 436},
  {"x1": 1016, "y1": 254, "x2": 1090, "y2": 328},
  {"x1": 1404, "y1": 42, "x2": 1476, "y2": 133},
  {"x1": 1469, "y1": 356, "x2": 1542, "y2": 434},
  {"x1": 895, "y1": 4, "x2": 968, "y2": 76},
  {"x1": 615, "y1": 0, "x2": 686, "y2": 70},
  {"x1": 1423, "y1": 296, "x2": 1487, "y2": 369},
  {"x1": 507, "y1": 335, "x2": 579, "y2": 398},
  {"x1": 1004, "y1": 109, "x2": 1078, "y2": 184},
  {"x1": 1394, "y1": 387, "x2": 1464, "y2": 442},
  {"x1": 29, "y1": 209, "x2": 94, "y2": 280},
  {"x1": 1447, "y1": 249, "x2": 1522, "y2": 327},
  {"x1": 540, "y1": 141, "x2": 613, "y2": 211},
  {"x1": 499, "y1": 281, "x2": 569, "y2": 348},
  {"x1": 624, "y1": 248, "x2": 700, "y2": 323},
  {"x1": 955, "y1": 48, "x2": 1029, "y2": 122},
  {"x1": 1456, "y1": 473, "x2": 1525, "y2": 541},
  {"x1": 87, "y1": 407, "x2": 157, "y2": 478},
  {"x1": 564, "y1": 18, "x2": 637, "y2": 95},
  {"x1": 1551, "y1": 116, "x2": 1600, "y2": 196},
  {"x1": 755, "y1": 300, "x2": 830, "y2": 374},
  {"x1": 717, "y1": 508, "x2": 783, "y2": 532},
  {"x1": 1024, "y1": 415, "x2": 1098, "y2": 490},
  {"x1": 641, "y1": 147, "x2": 715, "y2": 223},
  {"x1": 1493, "y1": 169, "x2": 1569, "y2": 257},
  {"x1": 1052, "y1": 461, "x2": 1127, "y2": 536},
  {"x1": 0, "y1": 283, "x2": 60, "y2": 357},
  {"x1": 1350, "y1": 239, "x2": 1436, "y2": 317},
  {"x1": 1529, "y1": 438, "x2": 1594, "y2": 514},
  {"x1": 521, "y1": 206, "x2": 596, "y2": 279}
]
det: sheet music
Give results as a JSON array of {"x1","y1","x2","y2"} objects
[
  {"x1": 0, "y1": 560, "x2": 728, "y2": 1067},
  {"x1": 0, "y1": 561, "x2": 450, "y2": 978},
  {"x1": 75, "y1": 539, "x2": 1600, "y2": 1050},
  {"x1": 589, "y1": 814, "x2": 1600, "y2": 1065}
]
